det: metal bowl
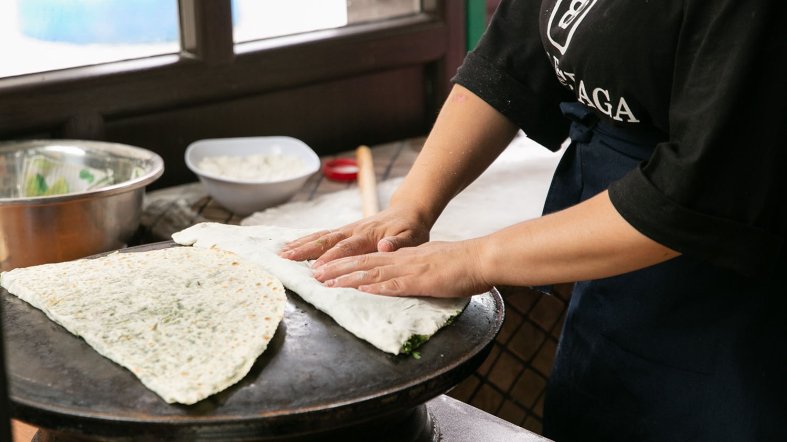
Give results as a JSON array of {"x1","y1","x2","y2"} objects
[{"x1": 0, "y1": 139, "x2": 164, "y2": 271}]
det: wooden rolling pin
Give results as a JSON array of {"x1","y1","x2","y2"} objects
[{"x1": 356, "y1": 145, "x2": 380, "y2": 217}]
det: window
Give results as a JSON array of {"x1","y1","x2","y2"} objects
[
  {"x1": 347, "y1": 0, "x2": 421, "y2": 24},
  {"x1": 234, "y1": 0, "x2": 423, "y2": 44},
  {"x1": 233, "y1": 0, "x2": 348, "y2": 43},
  {"x1": 1, "y1": 0, "x2": 423, "y2": 78},
  {"x1": 0, "y1": 1, "x2": 465, "y2": 189},
  {"x1": 0, "y1": 0, "x2": 180, "y2": 78}
]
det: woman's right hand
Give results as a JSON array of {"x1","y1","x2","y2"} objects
[{"x1": 278, "y1": 205, "x2": 431, "y2": 268}]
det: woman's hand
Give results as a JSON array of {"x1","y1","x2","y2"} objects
[
  {"x1": 278, "y1": 206, "x2": 431, "y2": 268},
  {"x1": 311, "y1": 239, "x2": 492, "y2": 298}
]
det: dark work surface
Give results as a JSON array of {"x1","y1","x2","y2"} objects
[{"x1": 2, "y1": 242, "x2": 503, "y2": 439}]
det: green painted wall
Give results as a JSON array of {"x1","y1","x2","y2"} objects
[{"x1": 466, "y1": 0, "x2": 487, "y2": 51}]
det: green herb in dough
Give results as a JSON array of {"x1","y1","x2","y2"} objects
[{"x1": 400, "y1": 334, "x2": 429, "y2": 355}]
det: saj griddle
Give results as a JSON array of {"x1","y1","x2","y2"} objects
[{"x1": 2, "y1": 242, "x2": 503, "y2": 441}]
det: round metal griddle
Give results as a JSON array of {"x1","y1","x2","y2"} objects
[{"x1": 2, "y1": 242, "x2": 504, "y2": 441}]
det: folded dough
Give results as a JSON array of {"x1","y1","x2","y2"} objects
[{"x1": 173, "y1": 222, "x2": 469, "y2": 354}]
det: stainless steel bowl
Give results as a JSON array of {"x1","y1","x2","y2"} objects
[{"x1": 0, "y1": 140, "x2": 164, "y2": 271}]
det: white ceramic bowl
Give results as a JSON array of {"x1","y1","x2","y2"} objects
[{"x1": 185, "y1": 136, "x2": 320, "y2": 215}]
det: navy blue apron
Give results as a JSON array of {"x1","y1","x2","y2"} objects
[{"x1": 541, "y1": 103, "x2": 787, "y2": 442}]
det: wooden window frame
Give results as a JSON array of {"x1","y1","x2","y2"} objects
[{"x1": 0, "y1": 0, "x2": 466, "y2": 187}]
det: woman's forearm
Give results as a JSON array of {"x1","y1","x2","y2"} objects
[
  {"x1": 477, "y1": 191, "x2": 681, "y2": 287},
  {"x1": 312, "y1": 191, "x2": 681, "y2": 297},
  {"x1": 280, "y1": 84, "x2": 519, "y2": 264},
  {"x1": 390, "y1": 84, "x2": 520, "y2": 227}
]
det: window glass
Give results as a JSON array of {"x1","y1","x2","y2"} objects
[
  {"x1": 0, "y1": 0, "x2": 179, "y2": 78},
  {"x1": 233, "y1": 0, "x2": 421, "y2": 43},
  {"x1": 347, "y1": 0, "x2": 421, "y2": 25},
  {"x1": 233, "y1": 0, "x2": 347, "y2": 43}
]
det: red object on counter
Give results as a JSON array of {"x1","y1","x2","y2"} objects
[{"x1": 322, "y1": 158, "x2": 359, "y2": 182}]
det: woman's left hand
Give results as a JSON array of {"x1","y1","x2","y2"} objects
[{"x1": 311, "y1": 239, "x2": 491, "y2": 298}]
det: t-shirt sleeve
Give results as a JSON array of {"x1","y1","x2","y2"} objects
[
  {"x1": 608, "y1": 0, "x2": 787, "y2": 276},
  {"x1": 452, "y1": 0, "x2": 573, "y2": 151}
]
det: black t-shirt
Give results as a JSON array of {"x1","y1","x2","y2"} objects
[{"x1": 453, "y1": 0, "x2": 786, "y2": 276}]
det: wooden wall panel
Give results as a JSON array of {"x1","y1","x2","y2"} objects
[
  {"x1": 0, "y1": 1, "x2": 466, "y2": 189},
  {"x1": 104, "y1": 67, "x2": 429, "y2": 189}
]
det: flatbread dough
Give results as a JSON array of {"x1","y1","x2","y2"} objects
[
  {"x1": 0, "y1": 246, "x2": 286, "y2": 405},
  {"x1": 172, "y1": 222, "x2": 469, "y2": 355}
]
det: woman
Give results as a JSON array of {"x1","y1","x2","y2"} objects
[{"x1": 281, "y1": 0, "x2": 786, "y2": 440}]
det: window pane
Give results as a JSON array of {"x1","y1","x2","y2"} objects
[
  {"x1": 233, "y1": 0, "x2": 421, "y2": 43},
  {"x1": 0, "y1": 0, "x2": 179, "y2": 78},
  {"x1": 347, "y1": 0, "x2": 421, "y2": 25},
  {"x1": 233, "y1": 0, "x2": 347, "y2": 43}
]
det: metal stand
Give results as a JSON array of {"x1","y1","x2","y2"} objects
[
  {"x1": 1, "y1": 300, "x2": 13, "y2": 442},
  {"x1": 31, "y1": 404, "x2": 436, "y2": 442}
]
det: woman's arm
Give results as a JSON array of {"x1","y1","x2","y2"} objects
[
  {"x1": 281, "y1": 84, "x2": 520, "y2": 265},
  {"x1": 313, "y1": 191, "x2": 681, "y2": 297},
  {"x1": 387, "y1": 83, "x2": 521, "y2": 228},
  {"x1": 477, "y1": 190, "x2": 680, "y2": 287}
]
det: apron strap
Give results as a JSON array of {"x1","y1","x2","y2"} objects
[
  {"x1": 559, "y1": 102, "x2": 598, "y2": 144},
  {"x1": 559, "y1": 102, "x2": 667, "y2": 157}
]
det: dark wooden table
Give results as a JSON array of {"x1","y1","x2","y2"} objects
[{"x1": 139, "y1": 138, "x2": 424, "y2": 242}]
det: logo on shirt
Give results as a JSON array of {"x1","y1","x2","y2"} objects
[
  {"x1": 551, "y1": 56, "x2": 641, "y2": 123},
  {"x1": 547, "y1": 0, "x2": 598, "y2": 55}
]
